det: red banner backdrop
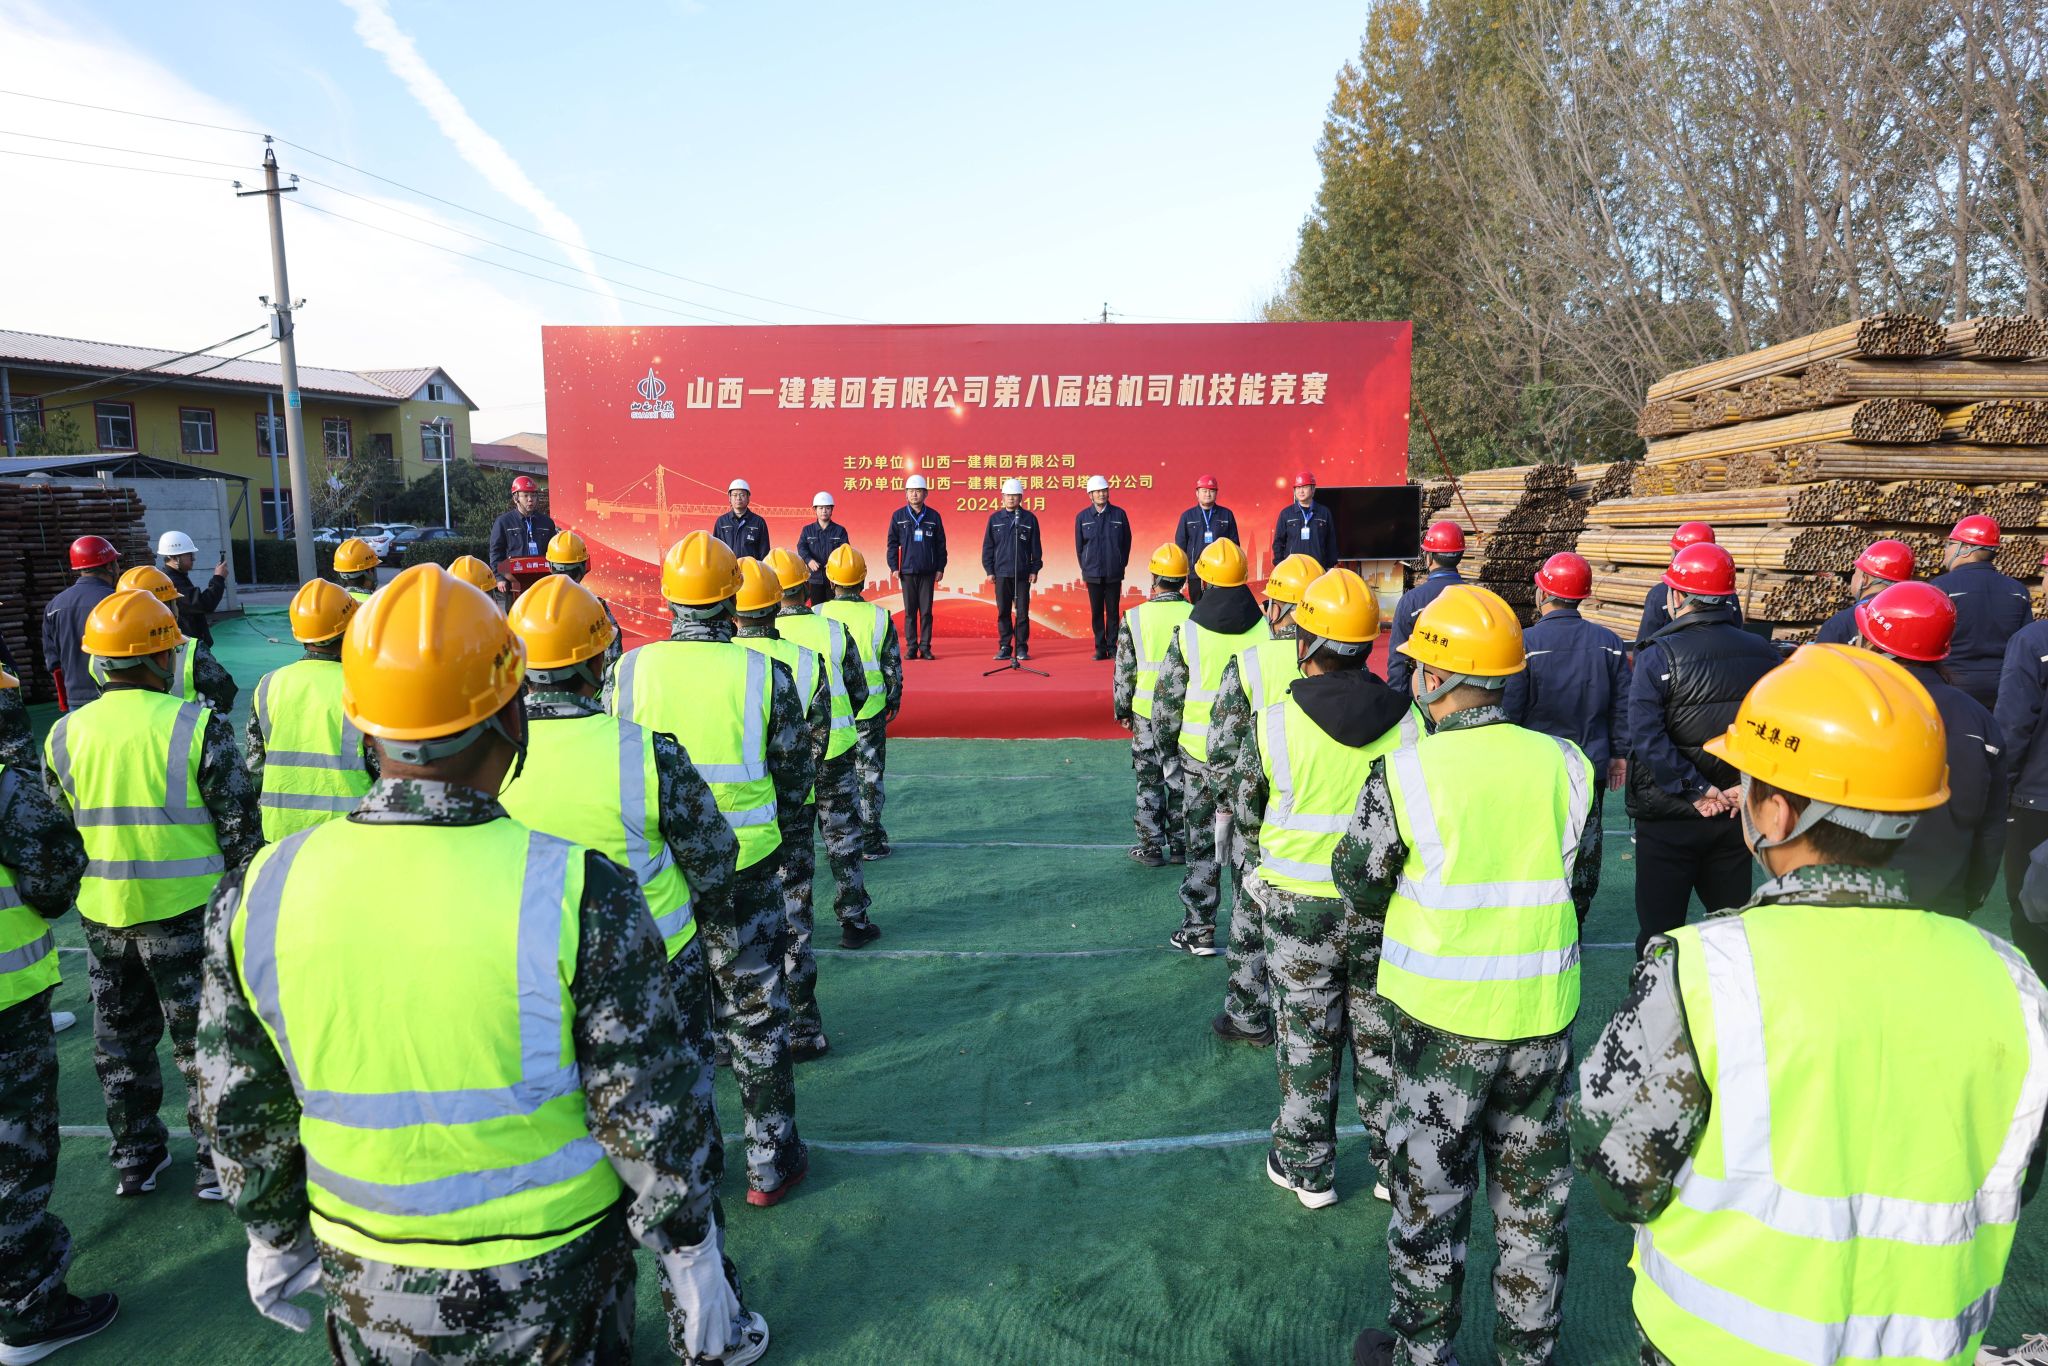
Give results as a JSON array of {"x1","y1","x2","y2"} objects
[{"x1": 541, "y1": 322, "x2": 1411, "y2": 647}]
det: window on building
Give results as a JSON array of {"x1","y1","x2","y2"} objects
[
  {"x1": 420, "y1": 422, "x2": 450, "y2": 463},
  {"x1": 179, "y1": 407, "x2": 217, "y2": 455},
  {"x1": 95, "y1": 401, "x2": 135, "y2": 451},
  {"x1": 1, "y1": 396, "x2": 40, "y2": 442},
  {"x1": 322, "y1": 417, "x2": 352, "y2": 461},
  {"x1": 426, "y1": 380, "x2": 448, "y2": 402},
  {"x1": 255, "y1": 412, "x2": 285, "y2": 457},
  {"x1": 259, "y1": 488, "x2": 295, "y2": 536}
]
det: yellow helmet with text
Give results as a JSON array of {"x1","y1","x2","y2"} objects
[
  {"x1": 1264, "y1": 554, "x2": 1324, "y2": 607},
  {"x1": 1398, "y1": 584, "x2": 1525, "y2": 678},
  {"x1": 508, "y1": 574, "x2": 615, "y2": 671},
  {"x1": 446, "y1": 556, "x2": 500, "y2": 597},
  {"x1": 342, "y1": 565, "x2": 523, "y2": 742},
  {"x1": 332, "y1": 537, "x2": 380, "y2": 574},
  {"x1": 289, "y1": 578, "x2": 358, "y2": 644},
  {"x1": 117, "y1": 565, "x2": 182, "y2": 604},
  {"x1": 82, "y1": 589, "x2": 184, "y2": 659},
  {"x1": 1148, "y1": 543, "x2": 1189, "y2": 579},
  {"x1": 1292, "y1": 568, "x2": 1380, "y2": 644}
]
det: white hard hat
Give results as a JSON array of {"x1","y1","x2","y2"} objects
[
  {"x1": 157, "y1": 530, "x2": 198, "y2": 557},
  {"x1": 905, "y1": 475, "x2": 929, "y2": 491},
  {"x1": 812, "y1": 491, "x2": 835, "y2": 507},
  {"x1": 728, "y1": 478, "x2": 751, "y2": 493},
  {"x1": 1085, "y1": 475, "x2": 1110, "y2": 493},
  {"x1": 1001, "y1": 478, "x2": 1025, "y2": 496}
]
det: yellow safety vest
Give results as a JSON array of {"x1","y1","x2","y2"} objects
[
  {"x1": 252, "y1": 659, "x2": 372, "y2": 841},
  {"x1": 736, "y1": 634, "x2": 821, "y2": 805},
  {"x1": 1234, "y1": 635, "x2": 1301, "y2": 714},
  {"x1": 89, "y1": 640, "x2": 201, "y2": 706},
  {"x1": 231, "y1": 818, "x2": 623, "y2": 1269},
  {"x1": 1378, "y1": 723, "x2": 1591, "y2": 1041},
  {"x1": 1126, "y1": 597, "x2": 1192, "y2": 721},
  {"x1": 1633, "y1": 907, "x2": 2048, "y2": 1366},
  {"x1": 501, "y1": 712, "x2": 695, "y2": 958},
  {"x1": 1253, "y1": 696, "x2": 1423, "y2": 898},
  {"x1": 611, "y1": 642, "x2": 781, "y2": 870},
  {"x1": 45, "y1": 688, "x2": 225, "y2": 927},
  {"x1": 0, "y1": 767, "x2": 60, "y2": 1013},
  {"x1": 817, "y1": 597, "x2": 889, "y2": 721},
  {"x1": 776, "y1": 612, "x2": 858, "y2": 760},
  {"x1": 346, "y1": 588, "x2": 373, "y2": 604},
  {"x1": 1175, "y1": 617, "x2": 1270, "y2": 763}
]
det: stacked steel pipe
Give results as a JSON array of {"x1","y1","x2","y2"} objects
[{"x1": 0, "y1": 482, "x2": 152, "y2": 702}]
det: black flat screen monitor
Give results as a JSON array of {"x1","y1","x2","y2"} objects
[{"x1": 1320, "y1": 485, "x2": 1423, "y2": 560}]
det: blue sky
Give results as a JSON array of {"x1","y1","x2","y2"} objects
[{"x1": 0, "y1": 0, "x2": 1364, "y2": 437}]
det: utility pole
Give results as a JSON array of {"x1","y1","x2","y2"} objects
[
  {"x1": 436, "y1": 416, "x2": 453, "y2": 529},
  {"x1": 238, "y1": 141, "x2": 316, "y2": 582},
  {"x1": 1101, "y1": 302, "x2": 1110, "y2": 323}
]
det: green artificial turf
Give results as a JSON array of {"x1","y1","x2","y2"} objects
[{"x1": 23, "y1": 617, "x2": 2048, "y2": 1362}]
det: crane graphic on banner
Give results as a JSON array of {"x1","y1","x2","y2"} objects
[{"x1": 585, "y1": 465, "x2": 807, "y2": 534}]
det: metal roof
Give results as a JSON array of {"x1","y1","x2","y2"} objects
[
  {"x1": 0, "y1": 329, "x2": 475, "y2": 408},
  {"x1": 0, "y1": 452, "x2": 250, "y2": 484}
]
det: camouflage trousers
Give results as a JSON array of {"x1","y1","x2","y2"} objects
[
  {"x1": 1384, "y1": 1008, "x2": 1573, "y2": 1366},
  {"x1": 853, "y1": 717, "x2": 889, "y2": 852},
  {"x1": 0, "y1": 686, "x2": 32, "y2": 772},
  {"x1": 83, "y1": 906, "x2": 212, "y2": 1172},
  {"x1": 1260, "y1": 883, "x2": 1395, "y2": 1192},
  {"x1": 704, "y1": 856, "x2": 801, "y2": 1194},
  {"x1": 1176, "y1": 759, "x2": 1244, "y2": 939},
  {"x1": 1220, "y1": 845, "x2": 1266, "y2": 1032},
  {"x1": 778, "y1": 812, "x2": 825, "y2": 1047},
  {"x1": 661, "y1": 936, "x2": 751, "y2": 1358},
  {"x1": 0, "y1": 992, "x2": 69, "y2": 1342},
  {"x1": 1130, "y1": 717, "x2": 1185, "y2": 857},
  {"x1": 815, "y1": 751, "x2": 875, "y2": 927},
  {"x1": 321, "y1": 1205, "x2": 639, "y2": 1363}
]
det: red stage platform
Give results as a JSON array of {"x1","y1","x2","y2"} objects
[{"x1": 893, "y1": 632, "x2": 1119, "y2": 739}]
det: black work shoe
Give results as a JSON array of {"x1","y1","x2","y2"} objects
[
  {"x1": 839, "y1": 920, "x2": 882, "y2": 949},
  {"x1": 1168, "y1": 928, "x2": 1219, "y2": 957},
  {"x1": 114, "y1": 1151, "x2": 170, "y2": 1198},
  {"x1": 1212, "y1": 1012, "x2": 1275, "y2": 1047},
  {"x1": 862, "y1": 839, "x2": 892, "y2": 861},
  {"x1": 1166, "y1": 847, "x2": 1187, "y2": 865},
  {"x1": 993, "y1": 647, "x2": 1012, "y2": 660},
  {"x1": 1128, "y1": 845, "x2": 1165, "y2": 867},
  {"x1": 790, "y1": 1035, "x2": 830, "y2": 1063},
  {"x1": 1016, "y1": 648, "x2": 1031, "y2": 660},
  {"x1": 0, "y1": 1292, "x2": 119, "y2": 1363},
  {"x1": 1353, "y1": 1329, "x2": 1397, "y2": 1366}
]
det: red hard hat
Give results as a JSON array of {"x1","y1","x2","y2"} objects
[
  {"x1": 1194, "y1": 475, "x2": 1219, "y2": 491},
  {"x1": 1670, "y1": 522, "x2": 1717, "y2": 552},
  {"x1": 511, "y1": 475, "x2": 539, "y2": 494},
  {"x1": 69, "y1": 536, "x2": 118, "y2": 571},
  {"x1": 1534, "y1": 551, "x2": 1592, "y2": 600},
  {"x1": 1949, "y1": 514, "x2": 2000, "y2": 548},
  {"x1": 1663, "y1": 542, "x2": 1736, "y2": 597},
  {"x1": 1421, "y1": 521, "x2": 1466, "y2": 554},
  {"x1": 1293, "y1": 470, "x2": 1316, "y2": 488},
  {"x1": 1854, "y1": 580, "x2": 1955, "y2": 663},
  {"x1": 1854, "y1": 538, "x2": 1915, "y2": 583}
]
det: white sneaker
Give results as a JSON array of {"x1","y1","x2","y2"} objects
[
  {"x1": 49, "y1": 1012, "x2": 75, "y2": 1034},
  {"x1": 1265, "y1": 1150, "x2": 1338, "y2": 1209},
  {"x1": 1373, "y1": 1182, "x2": 1391, "y2": 1202},
  {"x1": 1979, "y1": 1337, "x2": 2048, "y2": 1365},
  {"x1": 706, "y1": 1312, "x2": 770, "y2": 1366}
]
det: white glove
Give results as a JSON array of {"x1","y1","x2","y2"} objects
[
  {"x1": 659, "y1": 1234, "x2": 743, "y2": 1359},
  {"x1": 246, "y1": 1228, "x2": 322, "y2": 1332}
]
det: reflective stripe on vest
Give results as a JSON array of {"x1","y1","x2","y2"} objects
[
  {"x1": 777, "y1": 613, "x2": 857, "y2": 759},
  {"x1": 254, "y1": 661, "x2": 371, "y2": 840},
  {"x1": 1255, "y1": 699, "x2": 1421, "y2": 897},
  {"x1": 45, "y1": 691, "x2": 225, "y2": 927},
  {"x1": 1127, "y1": 598, "x2": 1192, "y2": 721},
  {"x1": 89, "y1": 640, "x2": 201, "y2": 705},
  {"x1": 737, "y1": 635, "x2": 822, "y2": 805},
  {"x1": 818, "y1": 598, "x2": 888, "y2": 720},
  {"x1": 499, "y1": 713, "x2": 695, "y2": 958},
  {"x1": 1236, "y1": 636, "x2": 1300, "y2": 714},
  {"x1": 1176, "y1": 617, "x2": 1270, "y2": 763},
  {"x1": 1378, "y1": 726, "x2": 1590, "y2": 1040},
  {"x1": 612, "y1": 642, "x2": 780, "y2": 868},
  {"x1": 232, "y1": 821, "x2": 621, "y2": 1269},
  {"x1": 0, "y1": 770, "x2": 59, "y2": 1011},
  {"x1": 1631, "y1": 910, "x2": 2048, "y2": 1365}
]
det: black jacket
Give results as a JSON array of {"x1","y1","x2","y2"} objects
[
  {"x1": 1635, "y1": 580, "x2": 1742, "y2": 648},
  {"x1": 1890, "y1": 660, "x2": 2006, "y2": 918},
  {"x1": 1173, "y1": 504, "x2": 1240, "y2": 562},
  {"x1": 1997, "y1": 618, "x2": 2048, "y2": 811},
  {"x1": 487, "y1": 509, "x2": 559, "y2": 568},
  {"x1": 795, "y1": 520, "x2": 850, "y2": 588},
  {"x1": 1625, "y1": 607, "x2": 1780, "y2": 822},
  {"x1": 1075, "y1": 502, "x2": 1132, "y2": 581},
  {"x1": 1272, "y1": 500, "x2": 1338, "y2": 569},
  {"x1": 41, "y1": 575, "x2": 114, "y2": 710},
  {"x1": 711, "y1": 510, "x2": 771, "y2": 561},
  {"x1": 165, "y1": 564, "x2": 226, "y2": 647},
  {"x1": 982, "y1": 509, "x2": 1043, "y2": 579},
  {"x1": 1931, "y1": 559, "x2": 2034, "y2": 708},
  {"x1": 887, "y1": 505, "x2": 947, "y2": 576},
  {"x1": 1502, "y1": 605, "x2": 1631, "y2": 769}
]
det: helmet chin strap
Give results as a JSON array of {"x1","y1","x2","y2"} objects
[{"x1": 1738, "y1": 774, "x2": 1919, "y2": 876}]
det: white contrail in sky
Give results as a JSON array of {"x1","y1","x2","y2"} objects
[{"x1": 338, "y1": 0, "x2": 621, "y2": 321}]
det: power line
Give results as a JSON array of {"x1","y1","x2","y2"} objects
[
  {"x1": 21, "y1": 325, "x2": 271, "y2": 402},
  {"x1": 0, "y1": 127, "x2": 248, "y2": 169},
  {"x1": 16, "y1": 341, "x2": 279, "y2": 418},
  {"x1": 0, "y1": 146, "x2": 229, "y2": 182},
  {"x1": 0, "y1": 88, "x2": 259, "y2": 137}
]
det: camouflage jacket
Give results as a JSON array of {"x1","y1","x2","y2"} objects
[
  {"x1": 0, "y1": 684, "x2": 33, "y2": 773},
  {"x1": 779, "y1": 602, "x2": 870, "y2": 718},
  {"x1": 1207, "y1": 624, "x2": 1293, "y2": 784},
  {"x1": 44, "y1": 683, "x2": 264, "y2": 874},
  {"x1": 1152, "y1": 635, "x2": 1191, "y2": 759},
  {"x1": 1111, "y1": 590, "x2": 1183, "y2": 723},
  {"x1": 1331, "y1": 703, "x2": 1602, "y2": 931},
  {"x1": 668, "y1": 617, "x2": 816, "y2": 826},
  {"x1": 198, "y1": 778, "x2": 718, "y2": 1255},
  {"x1": 193, "y1": 642, "x2": 238, "y2": 715},
  {"x1": 1571, "y1": 862, "x2": 2047, "y2": 1224},
  {"x1": 735, "y1": 623, "x2": 834, "y2": 792},
  {"x1": 0, "y1": 763, "x2": 88, "y2": 915},
  {"x1": 243, "y1": 652, "x2": 379, "y2": 784}
]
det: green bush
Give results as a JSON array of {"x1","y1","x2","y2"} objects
[{"x1": 396, "y1": 537, "x2": 492, "y2": 569}]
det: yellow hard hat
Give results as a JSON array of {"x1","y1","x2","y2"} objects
[
  {"x1": 117, "y1": 565, "x2": 182, "y2": 604},
  {"x1": 545, "y1": 530, "x2": 588, "y2": 566},
  {"x1": 1264, "y1": 554, "x2": 1325, "y2": 607},
  {"x1": 289, "y1": 578, "x2": 358, "y2": 644},
  {"x1": 446, "y1": 555, "x2": 500, "y2": 597},
  {"x1": 660, "y1": 531, "x2": 742, "y2": 606},
  {"x1": 734, "y1": 556, "x2": 784, "y2": 616},
  {"x1": 1148, "y1": 543, "x2": 1189, "y2": 579},
  {"x1": 1398, "y1": 584, "x2": 1525, "y2": 677},
  {"x1": 1195, "y1": 537, "x2": 1248, "y2": 588},
  {"x1": 1704, "y1": 644, "x2": 1948, "y2": 813},
  {"x1": 508, "y1": 574, "x2": 615, "y2": 671},
  {"x1": 332, "y1": 537, "x2": 379, "y2": 574},
  {"x1": 342, "y1": 564, "x2": 524, "y2": 742},
  {"x1": 826, "y1": 544, "x2": 868, "y2": 587},
  {"x1": 82, "y1": 589, "x2": 184, "y2": 659},
  {"x1": 766, "y1": 547, "x2": 809, "y2": 592},
  {"x1": 1293, "y1": 568, "x2": 1380, "y2": 643}
]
